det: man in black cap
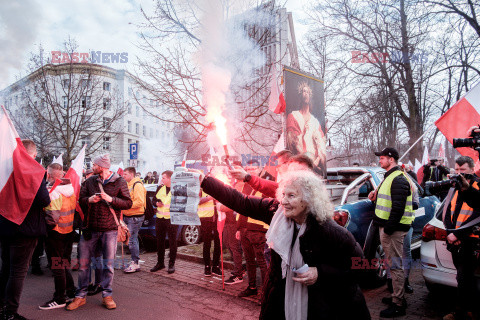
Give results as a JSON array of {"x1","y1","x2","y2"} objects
[{"x1": 368, "y1": 147, "x2": 414, "y2": 318}]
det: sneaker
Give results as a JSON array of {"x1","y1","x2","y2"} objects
[
  {"x1": 87, "y1": 284, "x2": 102, "y2": 296},
  {"x1": 224, "y1": 275, "x2": 243, "y2": 285},
  {"x1": 379, "y1": 303, "x2": 406, "y2": 318},
  {"x1": 102, "y1": 296, "x2": 116, "y2": 309},
  {"x1": 150, "y1": 263, "x2": 165, "y2": 272},
  {"x1": 167, "y1": 262, "x2": 175, "y2": 274},
  {"x1": 39, "y1": 299, "x2": 66, "y2": 310},
  {"x1": 124, "y1": 261, "x2": 140, "y2": 273},
  {"x1": 204, "y1": 266, "x2": 212, "y2": 276},
  {"x1": 65, "y1": 297, "x2": 86, "y2": 311},
  {"x1": 211, "y1": 266, "x2": 222, "y2": 277},
  {"x1": 238, "y1": 287, "x2": 257, "y2": 297}
]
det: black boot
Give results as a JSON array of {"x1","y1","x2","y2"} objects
[
  {"x1": 167, "y1": 261, "x2": 175, "y2": 274},
  {"x1": 380, "y1": 303, "x2": 406, "y2": 318},
  {"x1": 404, "y1": 279, "x2": 414, "y2": 293}
]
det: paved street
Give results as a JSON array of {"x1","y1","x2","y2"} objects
[{"x1": 16, "y1": 247, "x2": 457, "y2": 320}]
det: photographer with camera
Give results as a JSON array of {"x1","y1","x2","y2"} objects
[
  {"x1": 442, "y1": 156, "x2": 480, "y2": 320},
  {"x1": 421, "y1": 158, "x2": 450, "y2": 200}
]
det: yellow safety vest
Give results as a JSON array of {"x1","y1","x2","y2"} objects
[
  {"x1": 47, "y1": 192, "x2": 76, "y2": 234},
  {"x1": 156, "y1": 185, "x2": 171, "y2": 219},
  {"x1": 450, "y1": 181, "x2": 480, "y2": 237},
  {"x1": 197, "y1": 191, "x2": 215, "y2": 218},
  {"x1": 375, "y1": 170, "x2": 415, "y2": 225}
]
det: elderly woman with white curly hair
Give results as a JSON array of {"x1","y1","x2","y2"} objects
[{"x1": 197, "y1": 169, "x2": 371, "y2": 320}]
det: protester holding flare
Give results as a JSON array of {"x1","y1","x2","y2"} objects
[{"x1": 196, "y1": 169, "x2": 370, "y2": 319}]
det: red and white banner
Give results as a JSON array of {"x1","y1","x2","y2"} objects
[
  {"x1": 64, "y1": 144, "x2": 86, "y2": 220},
  {"x1": 435, "y1": 81, "x2": 480, "y2": 159},
  {"x1": 268, "y1": 65, "x2": 286, "y2": 114},
  {"x1": 0, "y1": 106, "x2": 45, "y2": 225}
]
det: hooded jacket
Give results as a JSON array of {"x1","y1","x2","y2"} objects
[
  {"x1": 122, "y1": 177, "x2": 146, "y2": 217},
  {"x1": 45, "y1": 180, "x2": 76, "y2": 234}
]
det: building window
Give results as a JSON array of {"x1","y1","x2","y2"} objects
[
  {"x1": 135, "y1": 123, "x2": 139, "y2": 134},
  {"x1": 127, "y1": 103, "x2": 132, "y2": 114},
  {"x1": 81, "y1": 135, "x2": 91, "y2": 148},
  {"x1": 136, "y1": 105, "x2": 139, "y2": 117},
  {"x1": 103, "y1": 136, "x2": 110, "y2": 150},
  {"x1": 150, "y1": 128, "x2": 153, "y2": 138},
  {"x1": 81, "y1": 96, "x2": 91, "y2": 108},
  {"x1": 143, "y1": 125, "x2": 146, "y2": 136},
  {"x1": 103, "y1": 82, "x2": 111, "y2": 91},
  {"x1": 128, "y1": 87, "x2": 133, "y2": 97},
  {"x1": 62, "y1": 79, "x2": 70, "y2": 89},
  {"x1": 103, "y1": 98, "x2": 111, "y2": 110},
  {"x1": 103, "y1": 117, "x2": 111, "y2": 128},
  {"x1": 81, "y1": 115, "x2": 90, "y2": 126},
  {"x1": 63, "y1": 96, "x2": 68, "y2": 108},
  {"x1": 81, "y1": 79, "x2": 91, "y2": 89},
  {"x1": 128, "y1": 121, "x2": 132, "y2": 133}
]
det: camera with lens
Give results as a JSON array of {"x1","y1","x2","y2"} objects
[
  {"x1": 425, "y1": 173, "x2": 474, "y2": 194},
  {"x1": 453, "y1": 129, "x2": 480, "y2": 158}
]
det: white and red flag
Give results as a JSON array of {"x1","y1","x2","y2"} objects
[
  {"x1": 421, "y1": 147, "x2": 430, "y2": 165},
  {"x1": 0, "y1": 106, "x2": 45, "y2": 225},
  {"x1": 435, "y1": 81, "x2": 480, "y2": 159},
  {"x1": 268, "y1": 65, "x2": 286, "y2": 114},
  {"x1": 64, "y1": 144, "x2": 86, "y2": 220},
  {"x1": 438, "y1": 139, "x2": 446, "y2": 159}
]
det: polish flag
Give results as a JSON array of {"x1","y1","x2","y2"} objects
[
  {"x1": 52, "y1": 153, "x2": 64, "y2": 166},
  {"x1": 421, "y1": 147, "x2": 430, "y2": 165},
  {"x1": 263, "y1": 132, "x2": 285, "y2": 179},
  {"x1": 64, "y1": 144, "x2": 86, "y2": 220},
  {"x1": 438, "y1": 140, "x2": 445, "y2": 159},
  {"x1": 435, "y1": 81, "x2": 480, "y2": 159},
  {"x1": 0, "y1": 106, "x2": 45, "y2": 225},
  {"x1": 268, "y1": 65, "x2": 286, "y2": 114}
]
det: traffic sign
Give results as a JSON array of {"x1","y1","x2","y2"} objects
[
  {"x1": 129, "y1": 159, "x2": 138, "y2": 167},
  {"x1": 129, "y1": 143, "x2": 138, "y2": 159}
]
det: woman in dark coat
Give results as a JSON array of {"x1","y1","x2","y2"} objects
[{"x1": 199, "y1": 170, "x2": 370, "y2": 320}]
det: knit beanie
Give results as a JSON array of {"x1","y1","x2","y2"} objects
[{"x1": 93, "y1": 154, "x2": 111, "y2": 169}]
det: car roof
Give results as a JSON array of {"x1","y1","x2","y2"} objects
[{"x1": 327, "y1": 166, "x2": 385, "y2": 175}]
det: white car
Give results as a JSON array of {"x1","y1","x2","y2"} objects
[{"x1": 420, "y1": 201, "x2": 457, "y2": 290}]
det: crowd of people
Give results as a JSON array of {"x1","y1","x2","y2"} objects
[{"x1": 1, "y1": 127, "x2": 480, "y2": 320}]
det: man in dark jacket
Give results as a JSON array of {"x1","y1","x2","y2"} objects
[
  {"x1": 442, "y1": 156, "x2": 480, "y2": 320},
  {"x1": 67, "y1": 154, "x2": 132, "y2": 311},
  {"x1": 0, "y1": 139, "x2": 51, "y2": 320},
  {"x1": 369, "y1": 147, "x2": 413, "y2": 318}
]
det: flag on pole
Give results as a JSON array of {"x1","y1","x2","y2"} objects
[
  {"x1": 111, "y1": 162, "x2": 124, "y2": 176},
  {"x1": 181, "y1": 150, "x2": 188, "y2": 167},
  {"x1": 435, "y1": 81, "x2": 480, "y2": 159},
  {"x1": 264, "y1": 132, "x2": 285, "y2": 178},
  {"x1": 415, "y1": 158, "x2": 424, "y2": 183},
  {"x1": 64, "y1": 144, "x2": 86, "y2": 220},
  {"x1": 0, "y1": 106, "x2": 45, "y2": 225},
  {"x1": 216, "y1": 202, "x2": 226, "y2": 289},
  {"x1": 421, "y1": 147, "x2": 430, "y2": 165},
  {"x1": 268, "y1": 65, "x2": 286, "y2": 114},
  {"x1": 414, "y1": 159, "x2": 421, "y2": 173},
  {"x1": 438, "y1": 139, "x2": 446, "y2": 159}
]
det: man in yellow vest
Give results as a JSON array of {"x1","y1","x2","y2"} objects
[
  {"x1": 150, "y1": 170, "x2": 177, "y2": 274},
  {"x1": 442, "y1": 156, "x2": 480, "y2": 320},
  {"x1": 39, "y1": 163, "x2": 76, "y2": 310},
  {"x1": 198, "y1": 192, "x2": 221, "y2": 276},
  {"x1": 369, "y1": 147, "x2": 413, "y2": 318}
]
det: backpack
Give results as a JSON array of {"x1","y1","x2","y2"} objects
[{"x1": 133, "y1": 181, "x2": 155, "y2": 220}]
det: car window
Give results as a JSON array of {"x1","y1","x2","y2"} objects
[
  {"x1": 344, "y1": 177, "x2": 374, "y2": 203},
  {"x1": 376, "y1": 171, "x2": 385, "y2": 181}
]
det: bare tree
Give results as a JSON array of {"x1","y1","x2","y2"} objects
[
  {"x1": 132, "y1": 0, "x2": 293, "y2": 156},
  {"x1": 9, "y1": 40, "x2": 126, "y2": 165}
]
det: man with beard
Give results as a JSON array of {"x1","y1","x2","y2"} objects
[{"x1": 67, "y1": 154, "x2": 132, "y2": 311}]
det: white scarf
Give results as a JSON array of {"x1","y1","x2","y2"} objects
[{"x1": 266, "y1": 207, "x2": 309, "y2": 320}]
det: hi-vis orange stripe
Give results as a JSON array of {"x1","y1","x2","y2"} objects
[{"x1": 451, "y1": 181, "x2": 479, "y2": 238}]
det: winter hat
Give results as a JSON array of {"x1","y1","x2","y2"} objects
[{"x1": 93, "y1": 154, "x2": 111, "y2": 169}]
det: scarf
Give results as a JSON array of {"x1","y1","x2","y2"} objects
[{"x1": 266, "y1": 207, "x2": 309, "y2": 320}]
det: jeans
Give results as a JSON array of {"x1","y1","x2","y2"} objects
[
  {"x1": 0, "y1": 236, "x2": 38, "y2": 313},
  {"x1": 155, "y1": 218, "x2": 178, "y2": 266},
  {"x1": 77, "y1": 230, "x2": 117, "y2": 298},
  {"x1": 124, "y1": 215, "x2": 145, "y2": 263},
  {"x1": 200, "y1": 217, "x2": 220, "y2": 267},
  {"x1": 224, "y1": 222, "x2": 243, "y2": 277},
  {"x1": 45, "y1": 231, "x2": 75, "y2": 302}
]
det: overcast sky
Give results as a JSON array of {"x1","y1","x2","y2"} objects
[{"x1": 0, "y1": 0, "x2": 309, "y2": 90}]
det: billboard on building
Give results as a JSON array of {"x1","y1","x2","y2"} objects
[{"x1": 284, "y1": 66, "x2": 326, "y2": 177}]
